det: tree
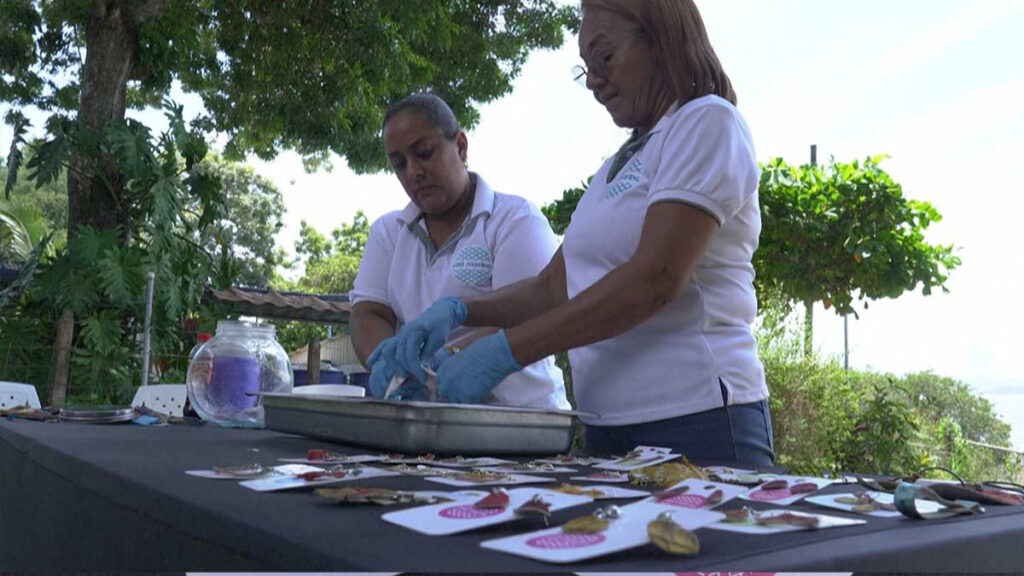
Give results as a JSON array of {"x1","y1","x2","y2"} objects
[
  {"x1": 3, "y1": 0, "x2": 576, "y2": 240},
  {"x1": 272, "y1": 212, "x2": 369, "y2": 354},
  {"x1": 290, "y1": 211, "x2": 369, "y2": 294},
  {"x1": 542, "y1": 156, "x2": 960, "y2": 358},
  {"x1": 756, "y1": 156, "x2": 961, "y2": 355},
  {"x1": 195, "y1": 156, "x2": 285, "y2": 288},
  {"x1": 0, "y1": 104, "x2": 230, "y2": 403},
  {"x1": 2, "y1": 152, "x2": 283, "y2": 287}
]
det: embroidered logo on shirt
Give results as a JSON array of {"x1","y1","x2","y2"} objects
[
  {"x1": 452, "y1": 245, "x2": 493, "y2": 287},
  {"x1": 606, "y1": 157, "x2": 643, "y2": 199}
]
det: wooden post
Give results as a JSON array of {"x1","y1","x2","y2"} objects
[
  {"x1": 307, "y1": 337, "x2": 321, "y2": 385},
  {"x1": 47, "y1": 310, "x2": 74, "y2": 407}
]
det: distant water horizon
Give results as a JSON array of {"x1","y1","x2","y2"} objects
[{"x1": 981, "y1": 392, "x2": 1024, "y2": 452}]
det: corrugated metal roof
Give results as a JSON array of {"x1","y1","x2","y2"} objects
[{"x1": 206, "y1": 286, "x2": 351, "y2": 323}]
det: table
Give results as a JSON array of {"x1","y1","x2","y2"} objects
[{"x1": 2, "y1": 417, "x2": 1022, "y2": 572}]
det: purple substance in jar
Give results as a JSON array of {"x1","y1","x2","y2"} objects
[{"x1": 209, "y1": 355, "x2": 260, "y2": 411}]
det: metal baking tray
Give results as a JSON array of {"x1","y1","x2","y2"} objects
[{"x1": 261, "y1": 393, "x2": 586, "y2": 456}]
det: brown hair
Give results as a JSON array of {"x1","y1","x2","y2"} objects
[
  {"x1": 383, "y1": 91, "x2": 460, "y2": 140},
  {"x1": 581, "y1": 0, "x2": 737, "y2": 106}
]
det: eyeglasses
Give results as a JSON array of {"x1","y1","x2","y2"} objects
[
  {"x1": 572, "y1": 55, "x2": 610, "y2": 87},
  {"x1": 572, "y1": 35, "x2": 638, "y2": 87},
  {"x1": 571, "y1": 64, "x2": 590, "y2": 87}
]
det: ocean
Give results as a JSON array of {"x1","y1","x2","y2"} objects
[{"x1": 981, "y1": 393, "x2": 1024, "y2": 452}]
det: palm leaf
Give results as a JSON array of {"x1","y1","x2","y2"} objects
[
  {"x1": 0, "y1": 233, "x2": 51, "y2": 314},
  {"x1": 0, "y1": 204, "x2": 34, "y2": 262}
]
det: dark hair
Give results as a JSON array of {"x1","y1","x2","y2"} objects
[
  {"x1": 582, "y1": 0, "x2": 737, "y2": 106},
  {"x1": 382, "y1": 92, "x2": 460, "y2": 140}
]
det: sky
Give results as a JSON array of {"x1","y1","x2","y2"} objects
[{"x1": 3, "y1": 1, "x2": 1024, "y2": 442}]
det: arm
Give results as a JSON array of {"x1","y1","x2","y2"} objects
[
  {"x1": 505, "y1": 201, "x2": 718, "y2": 365},
  {"x1": 435, "y1": 203, "x2": 716, "y2": 404},
  {"x1": 348, "y1": 216, "x2": 398, "y2": 369},
  {"x1": 505, "y1": 103, "x2": 753, "y2": 364},
  {"x1": 350, "y1": 301, "x2": 397, "y2": 368},
  {"x1": 390, "y1": 207, "x2": 565, "y2": 380},
  {"x1": 461, "y1": 201, "x2": 568, "y2": 329}
]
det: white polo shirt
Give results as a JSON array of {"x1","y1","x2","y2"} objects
[
  {"x1": 563, "y1": 95, "x2": 768, "y2": 426},
  {"x1": 350, "y1": 174, "x2": 570, "y2": 410}
]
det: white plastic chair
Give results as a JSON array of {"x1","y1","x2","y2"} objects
[
  {"x1": 0, "y1": 381, "x2": 42, "y2": 409},
  {"x1": 132, "y1": 384, "x2": 187, "y2": 416}
]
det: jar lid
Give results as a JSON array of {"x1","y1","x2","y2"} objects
[
  {"x1": 58, "y1": 405, "x2": 134, "y2": 423},
  {"x1": 215, "y1": 320, "x2": 276, "y2": 337}
]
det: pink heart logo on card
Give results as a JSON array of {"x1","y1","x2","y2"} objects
[
  {"x1": 660, "y1": 493, "x2": 708, "y2": 508},
  {"x1": 679, "y1": 569, "x2": 774, "y2": 573},
  {"x1": 438, "y1": 505, "x2": 504, "y2": 519},
  {"x1": 748, "y1": 488, "x2": 792, "y2": 501},
  {"x1": 527, "y1": 533, "x2": 606, "y2": 549}
]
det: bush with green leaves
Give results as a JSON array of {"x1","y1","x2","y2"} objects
[
  {"x1": 0, "y1": 102, "x2": 236, "y2": 403},
  {"x1": 765, "y1": 344, "x2": 1016, "y2": 480}
]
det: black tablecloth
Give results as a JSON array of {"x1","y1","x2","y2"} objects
[{"x1": 2, "y1": 417, "x2": 1022, "y2": 572}]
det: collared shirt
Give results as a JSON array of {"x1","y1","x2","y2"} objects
[
  {"x1": 563, "y1": 95, "x2": 768, "y2": 425},
  {"x1": 351, "y1": 173, "x2": 569, "y2": 410}
]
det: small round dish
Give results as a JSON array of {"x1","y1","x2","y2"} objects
[
  {"x1": 291, "y1": 384, "x2": 366, "y2": 398},
  {"x1": 58, "y1": 405, "x2": 134, "y2": 423}
]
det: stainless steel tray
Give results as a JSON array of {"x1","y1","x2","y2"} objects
[{"x1": 261, "y1": 393, "x2": 585, "y2": 456}]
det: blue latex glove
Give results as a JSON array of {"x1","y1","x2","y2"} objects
[
  {"x1": 388, "y1": 380, "x2": 428, "y2": 401},
  {"x1": 437, "y1": 330, "x2": 522, "y2": 404},
  {"x1": 368, "y1": 346, "x2": 449, "y2": 400},
  {"x1": 366, "y1": 355, "x2": 407, "y2": 399},
  {"x1": 366, "y1": 335, "x2": 400, "y2": 369},
  {"x1": 387, "y1": 347, "x2": 450, "y2": 401},
  {"x1": 394, "y1": 297, "x2": 467, "y2": 384}
]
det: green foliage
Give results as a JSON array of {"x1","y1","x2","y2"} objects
[
  {"x1": 541, "y1": 178, "x2": 588, "y2": 235},
  {"x1": 829, "y1": 378, "x2": 926, "y2": 475},
  {"x1": 193, "y1": 157, "x2": 286, "y2": 288},
  {"x1": 4, "y1": 0, "x2": 576, "y2": 172},
  {"x1": 0, "y1": 102, "x2": 233, "y2": 403},
  {"x1": 0, "y1": 140, "x2": 70, "y2": 241},
  {"x1": 543, "y1": 157, "x2": 960, "y2": 320},
  {"x1": 272, "y1": 321, "x2": 329, "y2": 360},
  {"x1": 4, "y1": 110, "x2": 28, "y2": 198},
  {"x1": 271, "y1": 211, "x2": 370, "y2": 354},
  {"x1": 0, "y1": 303, "x2": 53, "y2": 390},
  {"x1": 0, "y1": 230, "x2": 50, "y2": 314},
  {"x1": 764, "y1": 342, "x2": 1017, "y2": 480},
  {"x1": 294, "y1": 221, "x2": 335, "y2": 267},
  {"x1": 756, "y1": 156, "x2": 961, "y2": 318},
  {"x1": 291, "y1": 212, "x2": 369, "y2": 294},
  {"x1": 0, "y1": 202, "x2": 34, "y2": 262}
]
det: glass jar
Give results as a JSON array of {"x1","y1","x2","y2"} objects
[{"x1": 186, "y1": 321, "x2": 293, "y2": 428}]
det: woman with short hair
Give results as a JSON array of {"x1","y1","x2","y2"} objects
[{"x1": 351, "y1": 92, "x2": 569, "y2": 410}]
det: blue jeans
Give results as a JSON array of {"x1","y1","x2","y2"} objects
[{"x1": 581, "y1": 383, "x2": 775, "y2": 467}]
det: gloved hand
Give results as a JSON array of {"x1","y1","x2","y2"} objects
[
  {"x1": 366, "y1": 354, "x2": 407, "y2": 399},
  {"x1": 366, "y1": 335, "x2": 400, "y2": 370},
  {"x1": 388, "y1": 347, "x2": 449, "y2": 401},
  {"x1": 437, "y1": 330, "x2": 522, "y2": 404},
  {"x1": 388, "y1": 379, "x2": 429, "y2": 401},
  {"x1": 367, "y1": 343, "x2": 449, "y2": 400},
  {"x1": 394, "y1": 297, "x2": 467, "y2": 384}
]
